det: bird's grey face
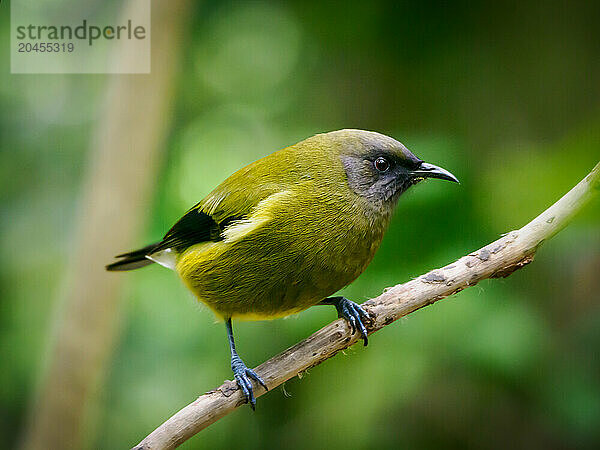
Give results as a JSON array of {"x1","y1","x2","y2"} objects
[{"x1": 340, "y1": 131, "x2": 458, "y2": 207}]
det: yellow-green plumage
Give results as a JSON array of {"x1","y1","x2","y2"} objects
[
  {"x1": 106, "y1": 128, "x2": 458, "y2": 408},
  {"x1": 176, "y1": 131, "x2": 393, "y2": 319}
]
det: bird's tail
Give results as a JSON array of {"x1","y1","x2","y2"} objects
[{"x1": 106, "y1": 242, "x2": 161, "y2": 271}]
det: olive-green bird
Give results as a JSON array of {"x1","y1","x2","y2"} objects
[{"x1": 107, "y1": 129, "x2": 458, "y2": 408}]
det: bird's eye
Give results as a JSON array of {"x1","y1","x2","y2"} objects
[{"x1": 374, "y1": 157, "x2": 390, "y2": 172}]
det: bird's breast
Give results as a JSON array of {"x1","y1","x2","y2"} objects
[{"x1": 176, "y1": 189, "x2": 391, "y2": 320}]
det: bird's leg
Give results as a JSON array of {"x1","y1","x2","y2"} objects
[
  {"x1": 319, "y1": 296, "x2": 371, "y2": 346},
  {"x1": 225, "y1": 318, "x2": 268, "y2": 410}
]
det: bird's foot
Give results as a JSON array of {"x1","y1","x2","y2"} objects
[
  {"x1": 231, "y1": 355, "x2": 268, "y2": 410},
  {"x1": 325, "y1": 296, "x2": 371, "y2": 346}
]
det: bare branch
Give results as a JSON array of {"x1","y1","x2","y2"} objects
[{"x1": 135, "y1": 162, "x2": 600, "y2": 450}]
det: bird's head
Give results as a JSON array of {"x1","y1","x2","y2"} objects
[{"x1": 325, "y1": 129, "x2": 458, "y2": 208}]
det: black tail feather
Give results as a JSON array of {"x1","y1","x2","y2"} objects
[{"x1": 106, "y1": 242, "x2": 161, "y2": 271}]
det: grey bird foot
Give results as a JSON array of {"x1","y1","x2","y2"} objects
[
  {"x1": 322, "y1": 296, "x2": 371, "y2": 346},
  {"x1": 231, "y1": 356, "x2": 268, "y2": 410}
]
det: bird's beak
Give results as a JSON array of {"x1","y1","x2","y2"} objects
[{"x1": 411, "y1": 162, "x2": 459, "y2": 183}]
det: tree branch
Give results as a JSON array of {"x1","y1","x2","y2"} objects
[{"x1": 135, "y1": 162, "x2": 600, "y2": 450}]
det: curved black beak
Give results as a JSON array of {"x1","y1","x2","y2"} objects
[{"x1": 411, "y1": 162, "x2": 459, "y2": 183}]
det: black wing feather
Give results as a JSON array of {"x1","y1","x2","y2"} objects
[
  {"x1": 153, "y1": 209, "x2": 222, "y2": 253},
  {"x1": 106, "y1": 209, "x2": 241, "y2": 272}
]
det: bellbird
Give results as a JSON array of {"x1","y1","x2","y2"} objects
[{"x1": 107, "y1": 129, "x2": 458, "y2": 408}]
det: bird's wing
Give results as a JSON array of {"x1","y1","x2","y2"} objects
[
  {"x1": 152, "y1": 208, "x2": 223, "y2": 253},
  {"x1": 155, "y1": 144, "x2": 306, "y2": 254},
  {"x1": 109, "y1": 150, "x2": 298, "y2": 270},
  {"x1": 154, "y1": 178, "x2": 286, "y2": 254}
]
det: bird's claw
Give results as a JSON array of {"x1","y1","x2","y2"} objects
[
  {"x1": 231, "y1": 357, "x2": 267, "y2": 410},
  {"x1": 334, "y1": 297, "x2": 371, "y2": 346}
]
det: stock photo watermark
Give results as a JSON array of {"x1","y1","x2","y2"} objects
[{"x1": 10, "y1": 0, "x2": 151, "y2": 74}]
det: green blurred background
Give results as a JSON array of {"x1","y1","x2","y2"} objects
[{"x1": 1, "y1": 1, "x2": 599, "y2": 449}]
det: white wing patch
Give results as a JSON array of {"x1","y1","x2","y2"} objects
[{"x1": 222, "y1": 190, "x2": 292, "y2": 243}]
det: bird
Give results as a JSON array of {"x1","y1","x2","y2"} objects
[{"x1": 106, "y1": 129, "x2": 458, "y2": 408}]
